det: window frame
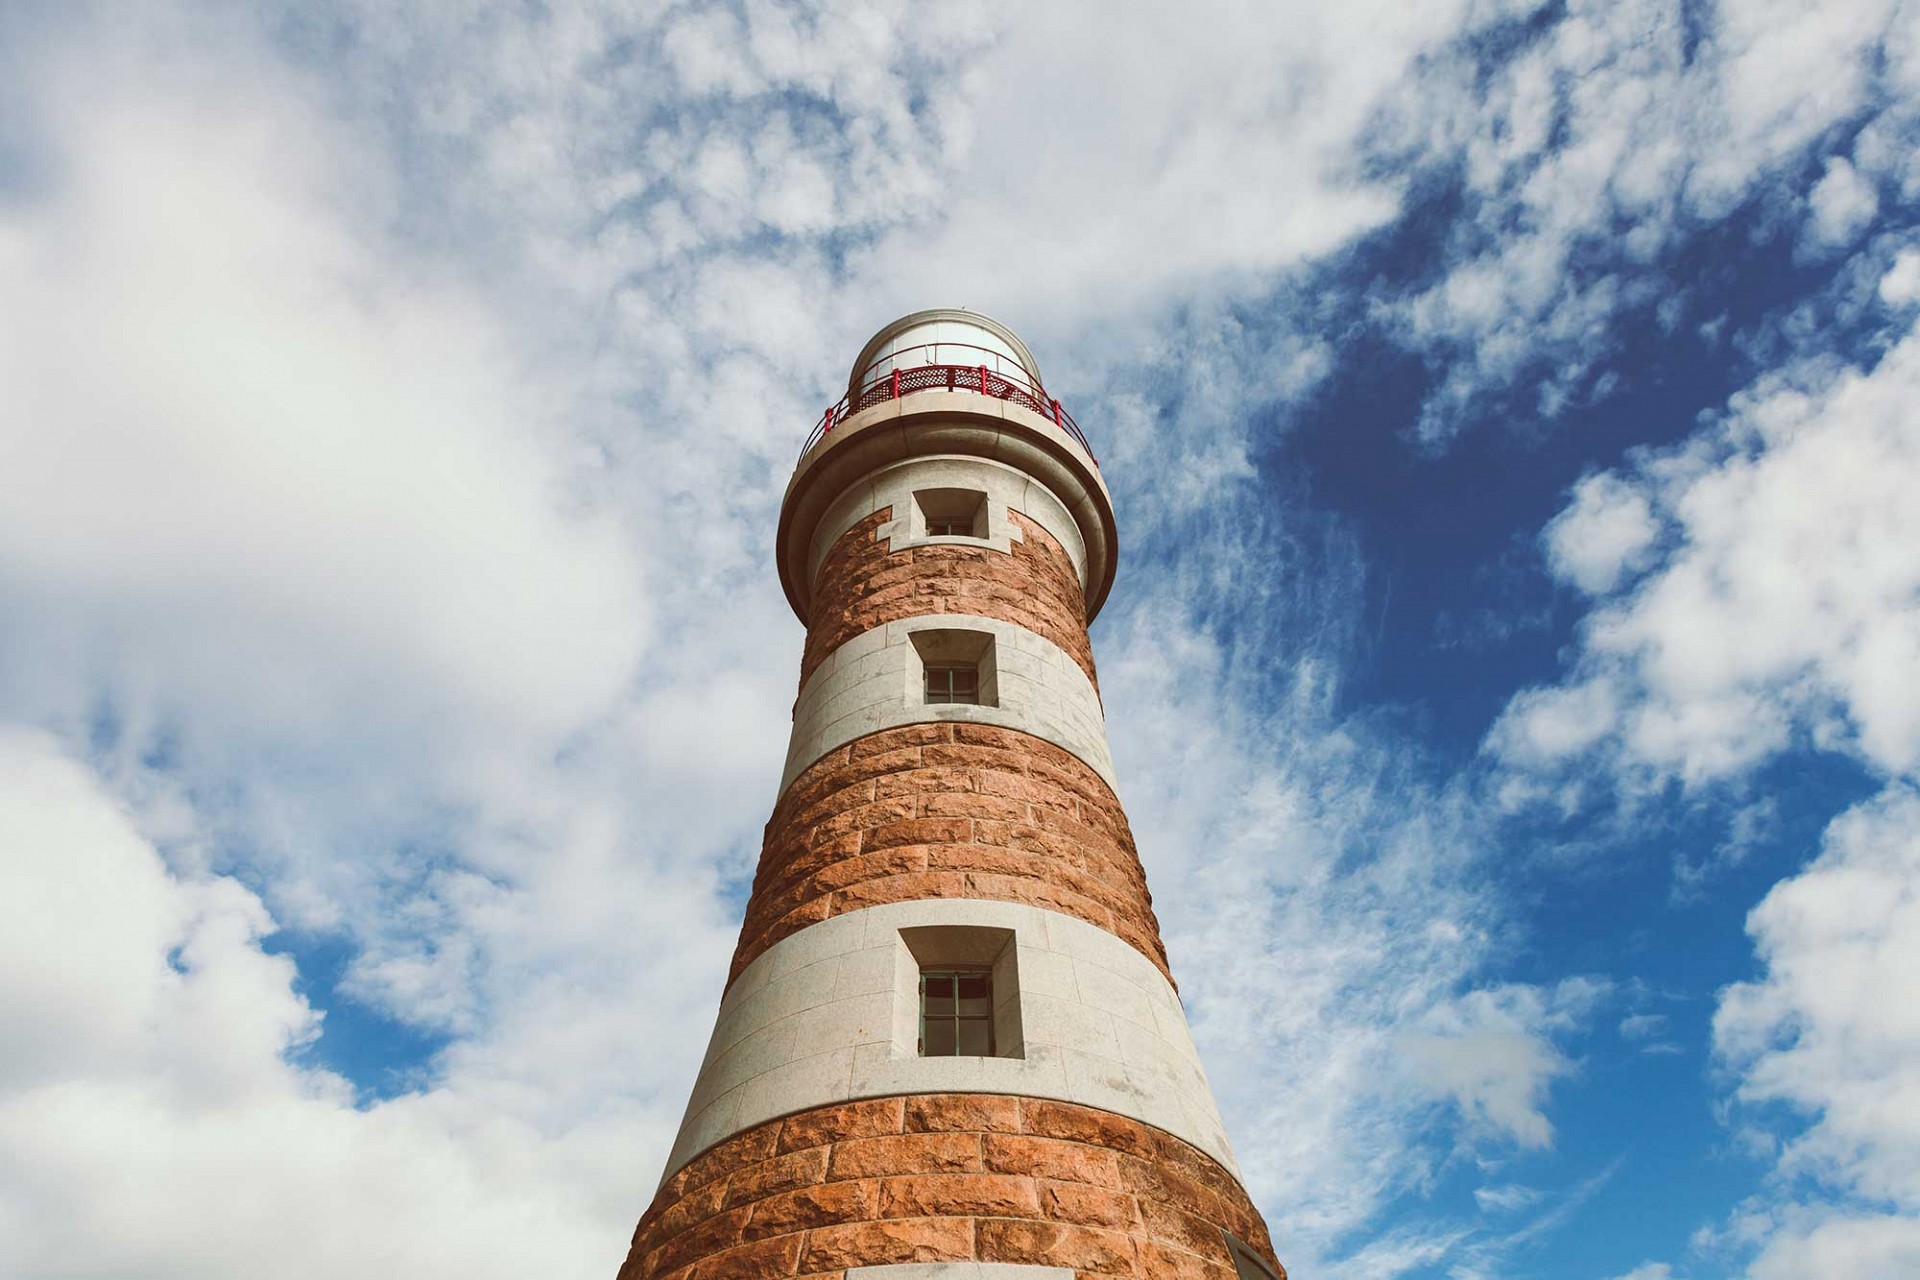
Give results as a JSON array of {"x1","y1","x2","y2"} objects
[
  {"x1": 917, "y1": 965, "x2": 996, "y2": 1057},
  {"x1": 923, "y1": 662, "x2": 981, "y2": 705}
]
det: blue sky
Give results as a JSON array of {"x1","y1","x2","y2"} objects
[{"x1": 0, "y1": 2, "x2": 1916, "y2": 1278}]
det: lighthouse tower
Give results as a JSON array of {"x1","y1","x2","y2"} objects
[{"x1": 618, "y1": 311, "x2": 1285, "y2": 1280}]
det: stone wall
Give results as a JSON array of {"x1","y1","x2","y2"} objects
[
  {"x1": 801, "y1": 511, "x2": 1097, "y2": 690},
  {"x1": 616, "y1": 1094, "x2": 1284, "y2": 1280},
  {"x1": 732, "y1": 724, "x2": 1167, "y2": 988}
]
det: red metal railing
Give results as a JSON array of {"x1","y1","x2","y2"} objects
[{"x1": 799, "y1": 342, "x2": 1093, "y2": 460}]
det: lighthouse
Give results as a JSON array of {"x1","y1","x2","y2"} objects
[{"x1": 618, "y1": 311, "x2": 1285, "y2": 1280}]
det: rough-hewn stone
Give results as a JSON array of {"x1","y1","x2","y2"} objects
[
  {"x1": 801, "y1": 510, "x2": 1097, "y2": 689},
  {"x1": 731, "y1": 724, "x2": 1168, "y2": 986},
  {"x1": 616, "y1": 1096, "x2": 1282, "y2": 1280}
]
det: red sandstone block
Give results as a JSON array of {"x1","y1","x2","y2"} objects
[
  {"x1": 873, "y1": 766, "x2": 977, "y2": 799},
  {"x1": 812, "y1": 797, "x2": 918, "y2": 844},
  {"x1": 686, "y1": 1232, "x2": 804, "y2": 1280},
  {"x1": 1135, "y1": 1240, "x2": 1238, "y2": 1280},
  {"x1": 723, "y1": 1147, "x2": 831, "y2": 1209},
  {"x1": 648, "y1": 1204, "x2": 755, "y2": 1276},
  {"x1": 673, "y1": 1124, "x2": 781, "y2": 1196},
  {"x1": 777, "y1": 1099, "x2": 904, "y2": 1153},
  {"x1": 964, "y1": 873, "x2": 1114, "y2": 928},
  {"x1": 1039, "y1": 1181, "x2": 1139, "y2": 1230},
  {"x1": 1119, "y1": 1156, "x2": 1218, "y2": 1214},
  {"x1": 825, "y1": 748, "x2": 931, "y2": 791},
  {"x1": 904, "y1": 1094, "x2": 1022, "y2": 1133},
  {"x1": 788, "y1": 776, "x2": 881, "y2": 826},
  {"x1": 977, "y1": 1219, "x2": 1138, "y2": 1274},
  {"x1": 743, "y1": 1180, "x2": 881, "y2": 1241},
  {"x1": 976, "y1": 769, "x2": 1079, "y2": 810},
  {"x1": 1135, "y1": 1198, "x2": 1231, "y2": 1258},
  {"x1": 949, "y1": 723, "x2": 1034, "y2": 751},
  {"x1": 982, "y1": 1134, "x2": 1120, "y2": 1185},
  {"x1": 921, "y1": 792, "x2": 1028, "y2": 822},
  {"x1": 649, "y1": 1177, "x2": 732, "y2": 1243},
  {"x1": 923, "y1": 844, "x2": 1043, "y2": 878},
  {"x1": 851, "y1": 724, "x2": 952, "y2": 755},
  {"x1": 827, "y1": 1132, "x2": 984, "y2": 1179},
  {"x1": 877, "y1": 1172, "x2": 1041, "y2": 1219},
  {"x1": 799, "y1": 1217, "x2": 975, "y2": 1271},
  {"x1": 810, "y1": 847, "x2": 932, "y2": 892},
  {"x1": 830, "y1": 871, "x2": 970, "y2": 911},
  {"x1": 920, "y1": 744, "x2": 1019, "y2": 770}
]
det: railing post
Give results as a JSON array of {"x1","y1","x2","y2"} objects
[
  {"x1": 979, "y1": 364, "x2": 989, "y2": 395},
  {"x1": 946, "y1": 366, "x2": 955, "y2": 390},
  {"x1": 892, "y1": 368, "x2": 901, "y2": 400},
  {"x1": 1051, "y1": 398, "x2": 1062, "y2": 424}
]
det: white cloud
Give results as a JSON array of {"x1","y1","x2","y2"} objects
[
  {"x1": 1493, "y1": 314, "x2": 1920, "y2": 788},
  {"x1": 1883, "y1": 250, "x2": 1920, "y2": 306},
  {"x1": 1662, "y1": 785, "x2": 1920, "y2": 1279},
  {"x1": 1746, "y1": 1212, "x2": 1920, "y2": 1280},
  {"x1": 1806, "y1": 156, "x2": 1881, "y2": 250},
  {"x1": 1716, "y1": 788, "x2": 1920, "y2": 1210},
  {"x1": 1607, "y1": 1265, "x2": 1676, "y2": 1280},
  {"x1": 1545, "y1": 472, "x2": 1662, "y2": 595},
  {"x1": 1397, "y1": 980, "x2": 1604, "y2": 1150},
  {"x1": 0, "y1": 22, "x2": 646, "y2": 758},
  {"x1": 0, "y1": 728, "x2": 636, "y2": 1279},
  {"x1": 1620, "y1": 1013, "x2": 1670, "y2": 1042},
  {"x1": 1386, "y1": 0, "x2": 1914, "y2": 436},
  {"x1": 1475, "y1": 1182, "x2": 1547, "y2": 1213}
]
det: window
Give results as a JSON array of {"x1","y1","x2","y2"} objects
[
  {"x1": 924, "y1": 663, "x2": 979, "y2": 705},
  {"x1": 896, "y1": 925, "x2": 1023, "y2": 1060},
  {"x1": 919, "y1": 968, "x2": 995, "y2": 1056},
  {"x1": 910, "y1": 629, "x2": 997, "y2": 708},
  {"x1": 914, "y1": 488, "x2": 987, "y2": 539},
  {"x1": 1224, "y1": 1233, "x2": 1283, "y2": 1280}
]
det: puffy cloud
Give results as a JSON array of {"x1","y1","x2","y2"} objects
[
  {"x1": 1545, "y1": 472, "x2": 1662, "y2": 595},
  {"x1": 0, "y1": 729, "x2": 633, "y2": 1279},
  {"x1": 1712, "y1": 787, "x2": 1920, "y2": 1279},
  {"x1": 1396, "y1": 980, "x2": 1604, "y2": 1150},
  {"x1": 1717, "y1": 788, "x2": 1920, "y2": 1208},
  {"x1": 1746, "y1": 1212, "x2": 1920, "y2": 1280},
  {"x1": 1806, "y1": 156, "x2": 1882, "y2": 250},
  {"x1": 0, "y1": 16, "x2": 646, "y2": 760},
  {"x1": 1493, "y1": 312, "x2": 1920, "y2": 788},
  {"x1": 1883, "y1": 250, "x2": 1920, "y2": 306}
]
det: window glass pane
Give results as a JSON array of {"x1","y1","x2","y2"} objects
[
  {"x1": 956, "y1": 1018, "x2": 993, "y2": 1055},
  {"x1": 923, "y1": 1019, "x2": 957, "y2": 1056},
  {"x1": 956, "y1": 973, "x2": 991, "y2": 1015},
  {"x1": 925, "y1": 666, "x2": 979, "y2": 705},
  {"x1": 922, "y1": 974, "x2": 955, "y2": 1015}
]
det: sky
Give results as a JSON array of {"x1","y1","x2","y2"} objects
[{"x1": 0, "y1": 1, "x2": 1916, "y2": 1278}]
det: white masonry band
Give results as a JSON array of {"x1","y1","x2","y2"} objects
[
  {"x1": 782, "y1": 614, "x2": 1115, "y2": 793},
  {"x1": 660, "y1": 898, "x2": 1239, "y2": 1186}
]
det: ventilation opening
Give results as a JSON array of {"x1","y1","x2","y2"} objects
[
  {"x1": 896, "y1": 925, "x2": 1023, "y2": 1059},
  {"x1": 910, "y1": 629, "x2": 997, "y2": 707},
  {"x1": 915, "y1": 487, "x2": 988, "y2": 538}
]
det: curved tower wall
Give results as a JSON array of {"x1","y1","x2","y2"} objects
[{"x1": 618, "y1": 311, "x2": 1286, "y2": 1280}]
